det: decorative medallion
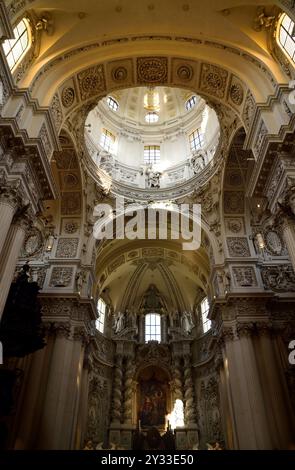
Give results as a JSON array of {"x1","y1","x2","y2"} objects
[
  {"x1": 200, "y1": 63, "x2": 228, "y2": 99},
  {"x1": 227, "y1": 237, "x2": 251, "y2": 257},
  {"x1": 264, "y1": 230, "x2": 283, "y2": 256},
  {"x1": 226, "y1": 218, "x2": 243, "y2": 234},
  {"x1": 230, "y1": 82, "x2": 244, "y2": 106},
  {"x1": 137, "y1": 57, "x2": 168, "y2": 84},
  {"x1": 64, "y1": 220, "x2": 79, "y2": 234},
  {"x1": 22, "y1": 228, "x2": 43, "y2": 258},
  {"x1": 112, "y1": 66, "x2": 128, "y2": 82},
  {"x1": 177, "y1": 64, "x2": 193, "y2": 81},
  {"x1": 77, "y1": 65, "x2": 106, "y2": 100},
  {"x1": 61, "y1": 87, "x2": 75, "y2": 108}
]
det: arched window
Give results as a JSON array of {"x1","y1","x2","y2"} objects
[
  {"x1": 185, "y1": 95, "x2": 197, "y2": 111},
  {"x1": 145, "y1": 111, "x2": 159, "y2": 123},
  {"x1": 100, "y1": 128, "x2": 115, "y2": 152},
  {"x1": 189, "y1": 129, "x2": 204, "y2": 152},
  {"x1": 107, "y1": 96, "x2": 119, "y2": 111},
  {"x1": 145, "y1": 313, "x2": 161, "y2": 342},
  {"x1": 2, "y1": 18, "x2": 31, "y2": 71},
  {"x1": 277, "y1": 13, "x2": 295, "y2": 64},
  {"x1": 95, "y1": 298, "x2": 106, "y2": 333},
  {"x1": 201, "y1": 297, "x2": 211, "y2": 333},
  {"x1": 144, "y1": 145, "x2": 160, "y2": 164}
]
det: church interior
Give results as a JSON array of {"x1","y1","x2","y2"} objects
[{"x1": 0, "y1": 0, "x2": 295, "y2": 451}]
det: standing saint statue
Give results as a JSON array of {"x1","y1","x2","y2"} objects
[
  {"x1": 113, "y1": 311, "x2": 125, "y2": 333},
  {"x1": 182, "y1": 311, "x2": 194, "y2": 334}
]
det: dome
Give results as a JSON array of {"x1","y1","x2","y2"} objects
[{"x1": 84, "y1": 86, "x2": 220, "y2": 199}]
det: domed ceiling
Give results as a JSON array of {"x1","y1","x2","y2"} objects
[
  {"x1": 84, "y1": 86, "x2": 220, "y2": 199},
  {"x1": 99, "y1": 87, "x2": 204, "y2": 129}
]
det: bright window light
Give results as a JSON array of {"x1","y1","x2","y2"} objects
[
  {"x1": 95, "y1": 298, "x2": 106, "y2": 333},
  {"x1": 145, "y1": 112, "x2": 159, "y2": 123},
  {"x1": 185, "y1": 95, "x2": 197, "y2": 111},
  {"x1": 201, "y1": 297, "x2": 211, "y2": 333},
  {"x1": 2, "y1": 18, "x2": 31, "y2": 71},
  {"x1": 145, "y1": 313, "x2": 161, "y2": 342},
  {"x1": 107, "y1": 96, "x2": 119, "y2": 111},
  {"x1": 189, "y1": 129, "x2": 204, "y2": 152},
  {"x1": 144, "y1": 145, "x2": 160, "y2": 165},
  {"x1": 100, "y1": 128, "x2": 115, "y2": 152},
  {"x1": 278, "y1": 13, "x2": 295, "y2": 63}
]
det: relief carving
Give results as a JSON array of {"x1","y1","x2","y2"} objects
[
  {"x1": 56, "y1": 238, "x2": 79, "y2": 258},
  {"x1": 49, "y1": 267, "x2": 73, "y2": 287},
  {"x1": 232, "y1": 267, "x2": 257, "y2": 287},
  {"x1": 137, "y1": 57, "x2": 168, "y2": 84},
  {"x1": 261, "y1": 265, "x2": 295, "y2": 292},
  {"x1": 77, "y1": 65, "x2": 106, "y2": 100},
  {"x1": 200, "y1": 63, "x2": 228, "y2": 99},
  {"x1": 227, "y1": 237, "x2": 251, "y2": 257}
]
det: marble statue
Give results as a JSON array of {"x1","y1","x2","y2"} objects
[
  {"x1": 114, "y1": 311, "x2": 125, "y2": 333},
  {"x1": 145, "y1": 165, "x2": 161, "y2": 189},
  {"x1": 182, "y1": 311, "x2": 194, "y2": 334}
]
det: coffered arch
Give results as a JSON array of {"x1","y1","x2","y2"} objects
[
  {"x1": 42, "y1": 129, "x2": 84, "y2": 238},
  {"x1": 46, "y1": 54, "x2": 266, "y2": 139},
  {"x1": 94, "y1": 238, "x2": 210, "y2": 313}
]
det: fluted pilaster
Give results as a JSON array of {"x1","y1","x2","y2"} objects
[
  {"x1": 281, "y1": 216, "x2": 295, "y2": 272},
  {"x1": 0, "y1": 182, "x2": 22, "y2": 256},
  {"x1": 0, "y1": 215, "x2": 30, "y2": 318}
]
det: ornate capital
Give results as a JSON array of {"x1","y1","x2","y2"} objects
[
  {"x1": 236, "y1": 322, "x2": 256, "y2": 338},
  {"x1": 0, "y1": 181, "x2": 22, "y2": 211},
  {"x1": 53, "y1": 321, "x2": 72, "y2": 338},
  {"x1": 218, "y1": 326, "x2": 235, "y2": 345},
  {"x1": 73, "y1": 326, "x2": 89, "y2": 345},
  {"x1": 255, "y1": 321, "x2": 273, "y2": 337}
]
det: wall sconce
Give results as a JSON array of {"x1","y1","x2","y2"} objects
[{"x1": 46, "y1": 235, "x2": 55, "y2": 252}]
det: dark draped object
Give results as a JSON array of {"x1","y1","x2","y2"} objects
[{"x1": 0, "y1": 263, "x2": 46, "y2": 358}]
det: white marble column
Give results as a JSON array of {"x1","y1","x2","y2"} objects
[
  {"x1": 0, "y1": 186, "x2": 20, "y2": 257},
  {"x1": 75, "y1": 356, "x2": 91, "y2": 449},
  {"x1": 0, "y1": 218, "x2": 28, "y2": 318},
  {"x1": 223, "y1": 326, "x2": 273, "y2": 449},
  {"x1": 256, "y1": 327, "x2": 294, "y2": 449},
  {"x1": 36, "y1": 324, "x2": 85, "y2": 449},
  {"x1": 281, "y1": 217, "x2": 295, "y2": 272},
  {"x1": 13, "y1": 332, "x2": 55, "y2": 449}
]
